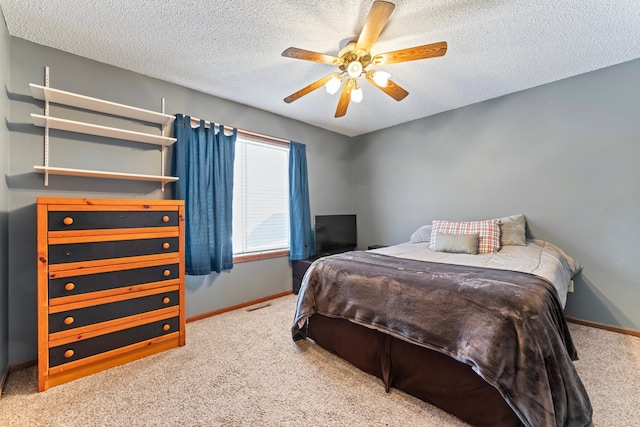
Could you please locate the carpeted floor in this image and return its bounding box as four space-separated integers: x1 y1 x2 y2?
1 294 639 426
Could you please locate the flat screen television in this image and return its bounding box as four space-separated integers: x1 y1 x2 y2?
314 214 357 256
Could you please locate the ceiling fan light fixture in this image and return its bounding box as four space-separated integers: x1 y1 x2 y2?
347 60 364 78
372 70 391 87
351 85 363 103
281 1 448 117
325 75 342 94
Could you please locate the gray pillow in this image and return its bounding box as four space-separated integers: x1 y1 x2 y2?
432 232 479 255
410 224 432 243
498 214 526 246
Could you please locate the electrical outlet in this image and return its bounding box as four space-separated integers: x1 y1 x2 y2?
568 280 574 293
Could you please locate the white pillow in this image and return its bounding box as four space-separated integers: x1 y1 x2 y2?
410 225 432 243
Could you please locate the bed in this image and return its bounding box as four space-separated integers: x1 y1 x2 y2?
292 216 593 427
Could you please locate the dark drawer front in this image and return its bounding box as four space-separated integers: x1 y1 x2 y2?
48 211 179 231
49 263 179 299
49 237 179 264
49 290 179 333
49 317 180 367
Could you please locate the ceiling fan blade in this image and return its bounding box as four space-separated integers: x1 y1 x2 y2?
355 1 395 54
365 74 408 101
281 47 341 66
335 79 355 118
284 73 338 103
373 41 448 65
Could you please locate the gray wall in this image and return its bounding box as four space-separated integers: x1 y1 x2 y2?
352 58 640 330
0 7 10 376
5 34 639 367
6 38 353 364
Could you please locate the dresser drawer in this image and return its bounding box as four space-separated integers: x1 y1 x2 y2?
49 317 180 368
49 263 179 299
49 237 179 264
49 290 179 333
48 210 179 231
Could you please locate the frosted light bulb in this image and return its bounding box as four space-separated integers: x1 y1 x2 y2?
325 76 342 94
351 86 363 103
372 71 390 87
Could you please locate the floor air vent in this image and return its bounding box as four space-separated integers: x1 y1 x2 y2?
246 303 272 312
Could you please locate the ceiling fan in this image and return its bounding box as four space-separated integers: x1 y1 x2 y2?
281 0 447 118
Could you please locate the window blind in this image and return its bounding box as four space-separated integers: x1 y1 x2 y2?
232 138 290 254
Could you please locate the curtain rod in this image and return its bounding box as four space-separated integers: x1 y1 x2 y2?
188 116 290 147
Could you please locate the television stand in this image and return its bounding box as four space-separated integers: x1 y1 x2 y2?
291 248 354 294
292 259 314 295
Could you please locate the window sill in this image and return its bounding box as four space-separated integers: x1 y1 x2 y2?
233 249 290 263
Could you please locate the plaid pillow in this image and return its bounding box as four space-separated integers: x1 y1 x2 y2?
429 219 501 254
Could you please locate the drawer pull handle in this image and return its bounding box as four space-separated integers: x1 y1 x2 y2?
63 317 74 325
163 324 171 331
162 242 170 249
163 297 170 304
64 349 75 358
63 217 74 226
163 269 171 277
64 282 75 291
162 215 170 223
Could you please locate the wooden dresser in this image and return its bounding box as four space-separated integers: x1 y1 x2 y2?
36 197 185 391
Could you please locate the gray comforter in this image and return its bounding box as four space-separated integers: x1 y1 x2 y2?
292 251 593 427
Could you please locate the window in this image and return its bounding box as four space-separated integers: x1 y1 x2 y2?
232 136 289 258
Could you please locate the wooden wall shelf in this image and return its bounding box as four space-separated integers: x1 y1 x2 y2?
31 114 177 146
30 84 175 126
30 67 178 190
34 166 179 186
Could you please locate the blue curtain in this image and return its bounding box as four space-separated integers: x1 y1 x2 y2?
288 141 314 260
173 114 236 274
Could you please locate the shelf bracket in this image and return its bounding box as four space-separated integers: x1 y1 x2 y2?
160 97 166 192
44 66 50 186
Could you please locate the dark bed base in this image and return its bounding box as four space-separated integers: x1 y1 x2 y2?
307 314 523 427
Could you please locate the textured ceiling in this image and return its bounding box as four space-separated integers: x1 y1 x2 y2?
1 0 639 137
